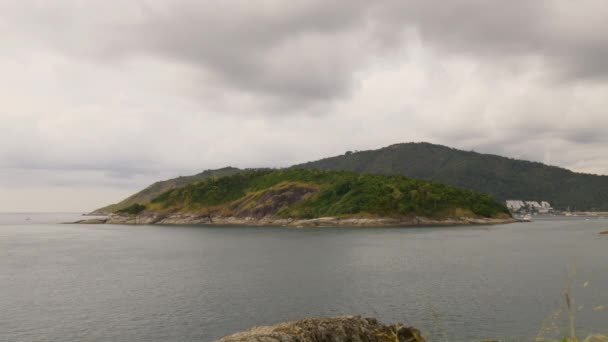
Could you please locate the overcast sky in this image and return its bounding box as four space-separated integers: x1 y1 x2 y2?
2 1 608 212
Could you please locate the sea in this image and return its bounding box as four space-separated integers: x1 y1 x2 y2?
1 213 607 341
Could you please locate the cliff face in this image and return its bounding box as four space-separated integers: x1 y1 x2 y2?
228 183 318 219
215 316 424 342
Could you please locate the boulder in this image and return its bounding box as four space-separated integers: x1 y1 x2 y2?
216 315 424 342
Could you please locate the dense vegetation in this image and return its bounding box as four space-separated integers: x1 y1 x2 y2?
116 203 146 215
146 169 509 219
295 142 608 211
92 167 241 214
94 142 608 215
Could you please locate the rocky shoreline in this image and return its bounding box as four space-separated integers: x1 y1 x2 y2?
215 315 424 342
74 212 516 227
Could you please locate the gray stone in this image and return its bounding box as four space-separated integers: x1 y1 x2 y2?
215 316 424 342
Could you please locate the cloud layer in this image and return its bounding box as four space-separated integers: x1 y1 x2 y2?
1 1 608 211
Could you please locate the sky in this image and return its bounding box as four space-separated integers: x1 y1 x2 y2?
2 1 608 212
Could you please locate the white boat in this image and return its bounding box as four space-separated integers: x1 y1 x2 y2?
518 215 532 222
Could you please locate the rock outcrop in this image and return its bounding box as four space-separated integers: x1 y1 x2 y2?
75 213 515 226
216 316 424 342
229 183 318 219
73 218 108 224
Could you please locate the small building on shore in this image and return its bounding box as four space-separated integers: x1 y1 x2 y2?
539 201 553 214
506 200 526 212
506 200 553 214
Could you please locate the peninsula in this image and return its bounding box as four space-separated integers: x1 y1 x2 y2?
91 143 608 216
81 169 513 226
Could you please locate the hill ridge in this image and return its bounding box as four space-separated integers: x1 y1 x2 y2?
89 168 511 226
92 142 608 214
295 142 608 210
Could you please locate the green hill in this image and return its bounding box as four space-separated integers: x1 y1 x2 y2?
92 167 241 214
94 142 608 215
134 168 509 220
295 142 608 211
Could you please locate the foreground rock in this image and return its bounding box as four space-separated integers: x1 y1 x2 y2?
74 213 515 227
216 316 424 342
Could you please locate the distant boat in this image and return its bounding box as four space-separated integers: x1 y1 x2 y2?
518 215 532 222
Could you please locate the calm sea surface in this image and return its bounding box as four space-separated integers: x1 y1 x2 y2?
1 213 607 341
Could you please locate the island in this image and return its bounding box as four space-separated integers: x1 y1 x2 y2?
78 169 514 227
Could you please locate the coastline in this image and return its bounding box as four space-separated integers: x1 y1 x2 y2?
73 212 516 227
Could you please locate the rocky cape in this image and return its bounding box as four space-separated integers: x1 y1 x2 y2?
74 212 516 227
85 169 513 227
215 315 424 342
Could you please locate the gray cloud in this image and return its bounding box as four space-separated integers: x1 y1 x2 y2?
4 1 608 108
381 1 608 82
1 1 378 109
1 1 608 211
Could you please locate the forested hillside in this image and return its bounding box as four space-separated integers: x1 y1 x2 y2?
128 168 510 220
296 143 608 210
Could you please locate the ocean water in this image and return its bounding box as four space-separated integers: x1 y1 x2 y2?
1 213 607 341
